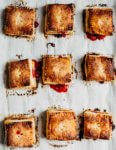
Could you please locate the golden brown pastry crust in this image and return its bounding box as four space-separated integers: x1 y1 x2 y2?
42 55 73 85
45 4 75 35
84 110 113 140
84 54 115 82
4 114 37 147
4 6 36 38
85 7 114 35
8 59 37 89
46 109 78 140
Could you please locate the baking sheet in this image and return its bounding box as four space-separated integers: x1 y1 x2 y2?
0 0 116 149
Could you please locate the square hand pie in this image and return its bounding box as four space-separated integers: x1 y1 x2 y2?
8 59 37 89
4 114 37 147
85 7 114 36
84 54 115 82
42 55 73 85
46 109 78 140
84 110 113 140
45 4 75 36
4 6 36 39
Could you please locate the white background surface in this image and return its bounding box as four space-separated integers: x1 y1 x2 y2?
0 0 116 150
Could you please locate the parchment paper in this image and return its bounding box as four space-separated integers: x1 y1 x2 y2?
0 0 116 150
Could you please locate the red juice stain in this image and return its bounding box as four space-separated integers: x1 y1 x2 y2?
50 85 69 93
86 33 106 41
47 43 55 48
34 21 39 28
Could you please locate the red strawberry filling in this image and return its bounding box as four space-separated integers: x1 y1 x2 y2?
16 130 20 135
86 33 106 41
32 61 42 81
34 21 39 28
50 85 69 93
55 32 67 38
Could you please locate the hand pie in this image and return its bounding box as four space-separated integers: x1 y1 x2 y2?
46 109 78 140
45 4 75 36
42 55 73 85
84 109 113 140
4 114 37 147
85 7 114 37
83 53 115 82
8 59 37 89
4 6 36 39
